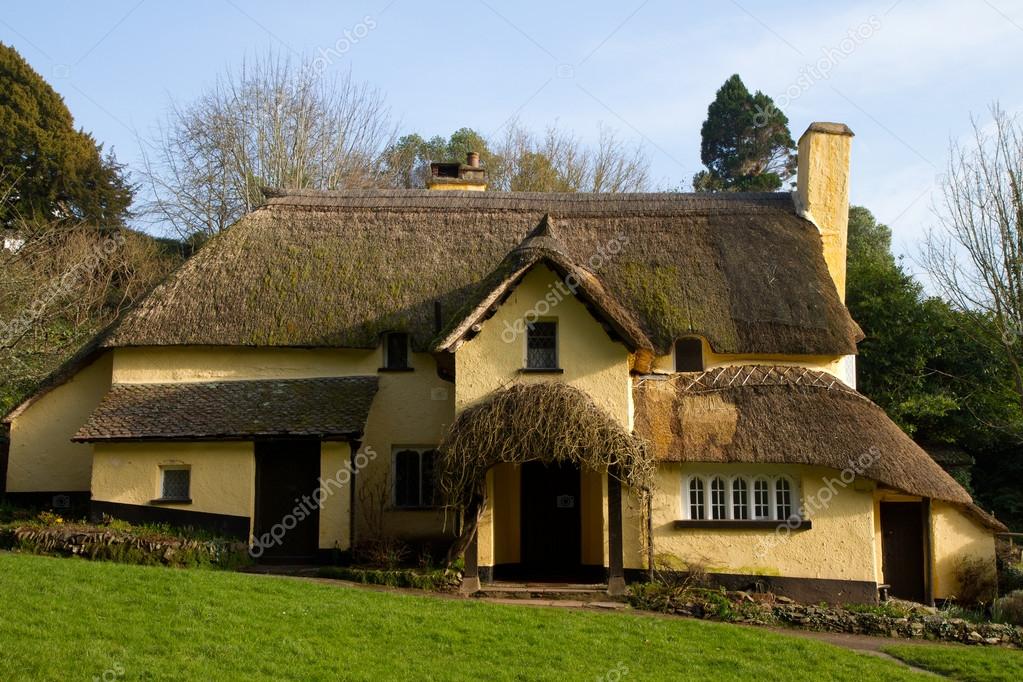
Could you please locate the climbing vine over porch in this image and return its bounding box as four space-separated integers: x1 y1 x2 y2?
437 381 653 512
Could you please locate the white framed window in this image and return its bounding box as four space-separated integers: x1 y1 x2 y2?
159 466 191 502
682 473 801 523
393 447 439 508
687 477 705 520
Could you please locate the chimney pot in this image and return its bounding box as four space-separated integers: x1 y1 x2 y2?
467 151 480 168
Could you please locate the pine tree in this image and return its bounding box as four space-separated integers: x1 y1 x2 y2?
0 42 133 228
692 74 796 192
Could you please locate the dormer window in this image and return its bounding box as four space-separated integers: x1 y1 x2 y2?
383 332 411 371
674 337 704 372
525 321 558 370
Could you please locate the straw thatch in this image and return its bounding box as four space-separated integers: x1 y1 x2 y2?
437 382 652 508
104 189 862 356
634 365 973 505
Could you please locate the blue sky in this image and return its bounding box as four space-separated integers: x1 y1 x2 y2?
3 0 1022 259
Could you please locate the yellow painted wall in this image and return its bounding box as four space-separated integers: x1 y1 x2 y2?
491 463 521 565
91 441 255 525
650 463 879 582
649 337 850 383
931 501 997 601
110 346 455 544
6 352 113 492
320 442 352 551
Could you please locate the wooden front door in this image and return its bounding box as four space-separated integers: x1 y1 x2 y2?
880 502 926 603
521 461 582 578
254 440 321 562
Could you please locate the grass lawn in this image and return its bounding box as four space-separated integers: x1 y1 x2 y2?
883 643 1023 682
0 553 945 681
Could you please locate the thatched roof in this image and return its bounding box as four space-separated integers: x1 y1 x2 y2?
103 189 862 356
73 377 377 442
435 214 652 355
633 365 973 506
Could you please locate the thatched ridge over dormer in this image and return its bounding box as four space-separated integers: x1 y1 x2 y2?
103 189 863 356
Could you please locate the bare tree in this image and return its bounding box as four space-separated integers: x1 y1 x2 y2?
138 50 395 238
922 104 1023 410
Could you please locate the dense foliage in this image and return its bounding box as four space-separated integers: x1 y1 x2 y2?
847 206 1023 528
0 43 132 228
692 74 796 192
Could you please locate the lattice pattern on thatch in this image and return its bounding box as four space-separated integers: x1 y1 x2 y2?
676 365 858 394
437 382 652 509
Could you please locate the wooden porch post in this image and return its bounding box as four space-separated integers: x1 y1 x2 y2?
607 468 626 596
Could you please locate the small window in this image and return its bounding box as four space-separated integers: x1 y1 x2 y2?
753 478 771 520
731 478 749 520
160 467 190 501
775 477 794 521
688 477 705 520
709 476 727 520
394 448 439 508
526 321 558 370
674 337 704 372
384 332 410 370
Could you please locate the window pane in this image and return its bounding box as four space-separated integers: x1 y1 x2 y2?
386 333 409 369
162 469 190 500
753 479 771 519
710 477 727 520
731 478 749 520
688 478 704 520
394 450 421 507
526 321 557 369
420 450 438 507
674 338 703 372
775 478 793 521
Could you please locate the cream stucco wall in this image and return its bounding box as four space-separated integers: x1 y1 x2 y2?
454 265 633 427
931 501 997 601
650 463 879 582
320 441 352 550
91 441 255 524
649 337 853 385
6 352 113 492
110 345 456 545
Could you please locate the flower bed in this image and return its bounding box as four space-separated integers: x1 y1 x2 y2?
0 514 250 569
316 565 462 591
629 583 1023 648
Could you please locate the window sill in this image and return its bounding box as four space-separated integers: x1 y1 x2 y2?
519 368 565 374
673 519 812 531
150 498 192 506
378 367 414 373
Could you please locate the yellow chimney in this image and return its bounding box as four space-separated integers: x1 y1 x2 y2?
795 122 854 301
427 151 488 191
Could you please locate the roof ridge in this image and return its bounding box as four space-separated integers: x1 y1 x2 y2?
654 364 859 395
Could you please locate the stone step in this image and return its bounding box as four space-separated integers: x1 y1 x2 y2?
475 582 623 603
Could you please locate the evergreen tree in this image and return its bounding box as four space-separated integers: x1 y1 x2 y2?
0 42 132 228
692 74 796 192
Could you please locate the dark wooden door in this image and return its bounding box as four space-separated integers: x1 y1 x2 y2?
521 461 582 578
880 502 926 603
254 440 321 562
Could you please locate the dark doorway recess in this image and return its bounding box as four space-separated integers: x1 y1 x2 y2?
254 439 321 562
521 461 582 580
880 501 927 603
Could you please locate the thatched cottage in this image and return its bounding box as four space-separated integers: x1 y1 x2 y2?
1 123 1004 603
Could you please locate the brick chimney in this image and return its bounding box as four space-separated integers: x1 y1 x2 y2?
795 122 854 302
427 151 487 191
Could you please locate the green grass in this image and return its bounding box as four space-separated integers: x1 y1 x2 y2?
0 553 938 681
883 644 1023 681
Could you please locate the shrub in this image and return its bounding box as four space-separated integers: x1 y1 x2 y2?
353 537 411 569
994 591 1023 626
952 556 998 605
316 565 461 591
